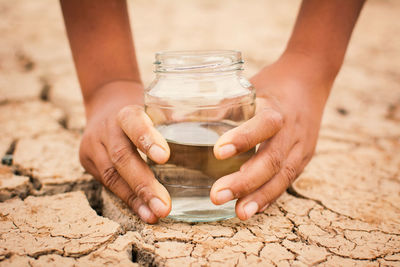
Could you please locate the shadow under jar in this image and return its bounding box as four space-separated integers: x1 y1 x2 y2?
145 50 256 222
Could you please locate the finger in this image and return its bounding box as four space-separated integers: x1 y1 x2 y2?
117 105 170 164
79 135 101 178
210 134 292 205
235 144 304 220
89 143 158 223
214 107 283 160
80 153 157 223
103 122 171 218
79 152 101 178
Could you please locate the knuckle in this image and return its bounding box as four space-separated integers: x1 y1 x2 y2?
102 167 120 190
270 155 282 173
117 106 133 124
262 150 282 174
269 111 284 129
110 145 131 166
240 179 256 196
120 105 144 124
117 105 144 126
134 182 151 201
261 108 284 129
281 164 298 187
236 131 252 151
130 105 144 116
126 193 138 209
259 190 273 206
136 134 152 152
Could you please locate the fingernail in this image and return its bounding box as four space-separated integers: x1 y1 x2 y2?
244 201 259 219
218 144 236 159
259 203 269 213
138 204 154 222
149 197 169 217
216 189 234 204
149 145 168 163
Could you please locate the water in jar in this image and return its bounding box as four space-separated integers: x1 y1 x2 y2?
146 98 255 222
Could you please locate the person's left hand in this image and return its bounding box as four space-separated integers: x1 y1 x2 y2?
210 53 332 220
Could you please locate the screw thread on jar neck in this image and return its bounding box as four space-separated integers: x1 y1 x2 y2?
154 50 244 74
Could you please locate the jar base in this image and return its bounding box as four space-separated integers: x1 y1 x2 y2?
168 197 236 222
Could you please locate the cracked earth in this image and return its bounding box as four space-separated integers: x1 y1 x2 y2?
1 0 399 266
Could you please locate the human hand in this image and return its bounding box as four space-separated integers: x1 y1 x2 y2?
79 81 171 223
210 53 333 220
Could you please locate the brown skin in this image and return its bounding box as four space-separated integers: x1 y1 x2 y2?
61 0 365 223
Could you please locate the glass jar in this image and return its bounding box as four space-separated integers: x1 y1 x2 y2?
145 50 256 222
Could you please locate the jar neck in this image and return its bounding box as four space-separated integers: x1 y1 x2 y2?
155 69 243 79
154 50 244 75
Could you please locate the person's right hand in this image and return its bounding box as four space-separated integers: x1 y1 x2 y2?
79 81 171 223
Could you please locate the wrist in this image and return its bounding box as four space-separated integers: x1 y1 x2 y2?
280 48 341 85
252 53 335 112
84 80 144 121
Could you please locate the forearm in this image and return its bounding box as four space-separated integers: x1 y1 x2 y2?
284 0 365 81
60 0 141 105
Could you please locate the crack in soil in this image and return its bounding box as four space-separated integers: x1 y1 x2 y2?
283 205 395 262
1 212 121 263
286 185 361 222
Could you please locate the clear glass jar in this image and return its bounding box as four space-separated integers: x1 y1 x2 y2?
145 50 256 222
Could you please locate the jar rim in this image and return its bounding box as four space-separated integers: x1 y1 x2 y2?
154 50 243 73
